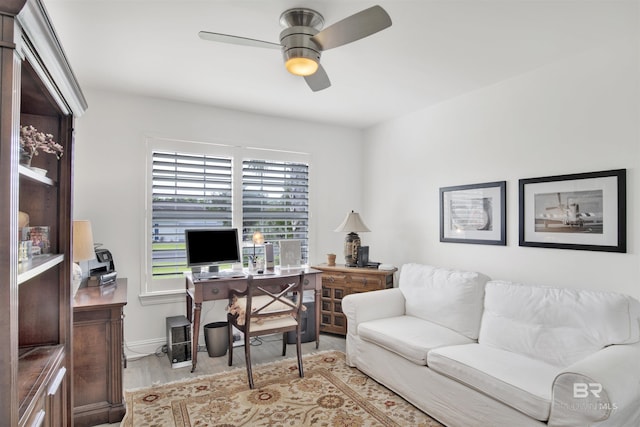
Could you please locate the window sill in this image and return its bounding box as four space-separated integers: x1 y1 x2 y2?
138 290 186 306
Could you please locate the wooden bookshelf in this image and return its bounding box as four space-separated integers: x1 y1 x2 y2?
0 1 87 425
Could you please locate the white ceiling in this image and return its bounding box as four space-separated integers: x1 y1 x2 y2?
42 0 634 129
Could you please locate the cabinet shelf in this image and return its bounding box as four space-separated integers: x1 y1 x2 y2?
17 254 64 285
19 165 56 186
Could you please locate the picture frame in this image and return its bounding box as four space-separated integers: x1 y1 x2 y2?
440 181 506 245
519 169 626 252
21 225 50 255
279 239 302 269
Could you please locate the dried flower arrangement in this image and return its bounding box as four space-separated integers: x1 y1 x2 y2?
20 125 63 160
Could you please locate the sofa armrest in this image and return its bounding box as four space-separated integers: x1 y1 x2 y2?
549 341 640 427
342 288 405 337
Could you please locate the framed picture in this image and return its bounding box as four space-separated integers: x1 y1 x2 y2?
519 169 626 252
440 181 506 245
279 239 302 268
21 225 50 255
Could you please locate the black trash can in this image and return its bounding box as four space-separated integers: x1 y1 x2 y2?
204 321 228 357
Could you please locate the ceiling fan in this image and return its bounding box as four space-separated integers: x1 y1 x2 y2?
198 5 392 92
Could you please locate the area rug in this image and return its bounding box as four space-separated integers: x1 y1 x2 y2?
122 350 442 426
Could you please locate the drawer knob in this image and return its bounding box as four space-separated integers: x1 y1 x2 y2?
211 288 219 295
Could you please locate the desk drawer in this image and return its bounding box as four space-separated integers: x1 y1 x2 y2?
202 284 230 300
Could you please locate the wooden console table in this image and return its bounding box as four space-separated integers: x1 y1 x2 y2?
73 279 127 427
186 267 321 372
312 264 397 335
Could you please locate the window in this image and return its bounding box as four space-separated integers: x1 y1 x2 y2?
242 159 309 264
151 151 233 279
144 138 311 300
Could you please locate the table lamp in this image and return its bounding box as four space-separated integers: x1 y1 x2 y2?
251 231 265 267
72 220 96 295
334 210 370 267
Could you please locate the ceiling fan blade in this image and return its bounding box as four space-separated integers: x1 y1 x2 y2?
304 64 331 92
310 5 392 51
198 31 281 49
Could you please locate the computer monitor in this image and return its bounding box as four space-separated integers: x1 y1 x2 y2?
184 228 241 273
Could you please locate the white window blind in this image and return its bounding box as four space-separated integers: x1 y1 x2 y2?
151 151 233 278
242 159 309 264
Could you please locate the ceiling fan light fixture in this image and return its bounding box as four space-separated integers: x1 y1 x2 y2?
285 56 318 76
199 5 391 91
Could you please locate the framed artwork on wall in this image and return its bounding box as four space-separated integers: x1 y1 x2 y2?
519 169 626 252
440 181 506 245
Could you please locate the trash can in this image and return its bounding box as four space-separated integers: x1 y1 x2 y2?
204 321 228 357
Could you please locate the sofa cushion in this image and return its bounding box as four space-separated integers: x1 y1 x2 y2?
428 343 559 421
479 280 640 367
399 263 490 339
358 315 474 365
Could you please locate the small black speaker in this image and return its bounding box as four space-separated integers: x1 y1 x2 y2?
357 246 369 267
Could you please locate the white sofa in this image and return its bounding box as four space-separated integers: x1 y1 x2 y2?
342 263 640 427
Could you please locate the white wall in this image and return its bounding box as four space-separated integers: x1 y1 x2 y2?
73 89 363 356
74 6 640 357
363 35 640 299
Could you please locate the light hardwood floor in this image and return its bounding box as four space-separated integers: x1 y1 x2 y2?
96 333 346 426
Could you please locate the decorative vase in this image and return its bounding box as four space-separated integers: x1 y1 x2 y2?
327 253 336 266
72 262 83 296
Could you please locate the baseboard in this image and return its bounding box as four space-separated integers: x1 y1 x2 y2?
124 337 167 360
125 333 244 360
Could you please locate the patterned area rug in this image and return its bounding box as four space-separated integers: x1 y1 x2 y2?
122 351 442 426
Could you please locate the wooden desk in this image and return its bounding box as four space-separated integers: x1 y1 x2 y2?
186 267 321 372
73 279 127 426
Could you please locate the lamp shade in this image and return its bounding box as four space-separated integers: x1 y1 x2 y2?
252 231 265 245
73 220 95 262
334 211 371 233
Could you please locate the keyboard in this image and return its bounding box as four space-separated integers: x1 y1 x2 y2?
194 271 246 280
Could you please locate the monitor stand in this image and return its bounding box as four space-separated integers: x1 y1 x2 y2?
191 265 219 275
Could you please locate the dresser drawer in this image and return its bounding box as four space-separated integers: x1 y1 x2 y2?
322 273 383 289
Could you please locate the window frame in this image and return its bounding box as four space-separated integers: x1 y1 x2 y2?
241 156 310 266
141 137 312 304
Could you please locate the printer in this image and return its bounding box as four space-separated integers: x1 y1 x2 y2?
87 248 117 287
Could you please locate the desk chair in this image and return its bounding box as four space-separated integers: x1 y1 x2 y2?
227 272 305 388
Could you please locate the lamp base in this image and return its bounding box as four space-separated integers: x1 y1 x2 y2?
72 262 83 295
343 232 361 267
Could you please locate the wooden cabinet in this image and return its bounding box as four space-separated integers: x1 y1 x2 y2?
0 1 87 425
312 265 396 335
18 346 67 427
73 280 128 427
